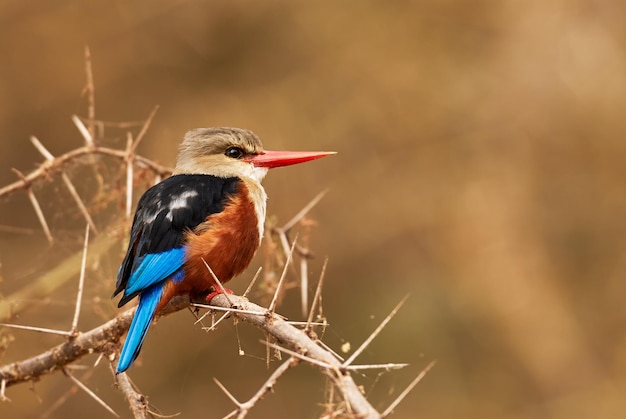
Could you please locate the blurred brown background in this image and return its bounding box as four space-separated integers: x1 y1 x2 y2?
2 1 626 418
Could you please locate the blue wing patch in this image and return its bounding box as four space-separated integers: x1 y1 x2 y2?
124 247 186 296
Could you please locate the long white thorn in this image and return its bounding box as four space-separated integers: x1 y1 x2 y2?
342 295 409 367
0 323 73 336
281 189 328 232
381 360 437 417
306 257 328 331
268 236 297 313
63 368 119 417
70 224 90 334
201 257 234 306
72 115 94 148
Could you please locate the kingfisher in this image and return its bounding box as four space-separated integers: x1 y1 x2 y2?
112 127 334 373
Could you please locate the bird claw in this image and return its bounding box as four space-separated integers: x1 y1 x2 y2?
206 288 234 302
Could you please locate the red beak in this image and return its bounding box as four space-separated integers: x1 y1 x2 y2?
248 150 336 168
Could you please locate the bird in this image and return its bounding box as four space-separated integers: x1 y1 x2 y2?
112 127 334 373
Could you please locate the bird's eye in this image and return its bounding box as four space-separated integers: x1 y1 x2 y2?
225 147 244 159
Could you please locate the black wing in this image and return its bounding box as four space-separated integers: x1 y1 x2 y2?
113 174 240 305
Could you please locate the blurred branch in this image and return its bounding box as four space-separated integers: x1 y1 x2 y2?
30 136 99 234
0 108 168 259
0 233 117 321
0 143 171 199
82 46 96 141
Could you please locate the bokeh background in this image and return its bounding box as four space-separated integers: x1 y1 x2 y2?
2 1 626 418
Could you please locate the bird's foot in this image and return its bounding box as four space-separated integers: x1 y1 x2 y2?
206 288 234 302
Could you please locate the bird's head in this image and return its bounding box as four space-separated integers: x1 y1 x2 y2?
173 127 335 182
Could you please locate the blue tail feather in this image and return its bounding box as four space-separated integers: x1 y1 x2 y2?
117 283 164 373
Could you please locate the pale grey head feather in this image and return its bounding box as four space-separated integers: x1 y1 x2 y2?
176 127 263 167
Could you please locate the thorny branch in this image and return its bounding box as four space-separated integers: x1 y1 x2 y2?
0 143 171 199
1 303 136 387
0 58 432 417
214 357 298 419
0 142 432 419
0 147 432 418
0 287 430 418
200 294 382 418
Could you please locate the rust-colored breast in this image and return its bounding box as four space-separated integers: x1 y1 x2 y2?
179 181 261 297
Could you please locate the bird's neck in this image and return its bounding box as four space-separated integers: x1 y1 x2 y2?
241 176 267 240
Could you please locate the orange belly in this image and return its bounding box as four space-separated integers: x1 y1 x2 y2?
156 182 261 311
185 185 260 292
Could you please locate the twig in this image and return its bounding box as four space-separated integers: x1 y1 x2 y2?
93 353 104 368
243 267 263 298
0 323 73 336
72 115 94 149
200 311 231 331
381 360 436 418
84 46 96 141
342 295 409 367
346 363 410 371
1 378 10 402
30 135 55 161
270 190 327 268
12 167 54 244
41 367 96 418
300 254 308 317
26 188 52 243
62 172 99 234
276 229 292 267
201 258 235 306
30 136 99 234
268 237 297 313
70 224 90 334
281 189 328 233
0 145 171 198
63 367 119 417
216 357 298 419
316 339 344 362
192 304 265 317
77 119 146 128
284 320 327 327
263 340 333 370
130 106 159 154
213 378 240 408
306 257 328 332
